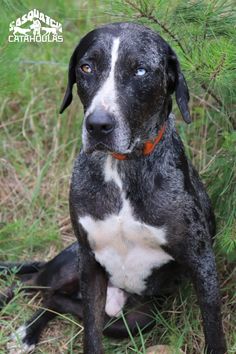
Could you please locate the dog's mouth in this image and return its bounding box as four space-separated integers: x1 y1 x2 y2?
83 122 166 159
83 138 143 157
84 142 114 154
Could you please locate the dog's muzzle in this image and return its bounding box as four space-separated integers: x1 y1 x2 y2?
86 110 115 141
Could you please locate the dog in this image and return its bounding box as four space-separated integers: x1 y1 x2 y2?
42 26 62 35
60 22 226 353
13 27 31 35
3 22 226 353
2 242 173 352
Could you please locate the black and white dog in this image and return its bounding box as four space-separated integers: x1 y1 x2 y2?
4 22 226 353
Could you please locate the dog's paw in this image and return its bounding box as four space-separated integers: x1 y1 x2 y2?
7 325 36 354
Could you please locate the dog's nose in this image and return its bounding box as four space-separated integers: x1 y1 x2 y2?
86 111 115 138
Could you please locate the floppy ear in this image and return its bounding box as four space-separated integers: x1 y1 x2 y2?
167 50 191 124
59 46 79 114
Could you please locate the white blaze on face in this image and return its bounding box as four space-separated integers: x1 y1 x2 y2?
85 37 120 117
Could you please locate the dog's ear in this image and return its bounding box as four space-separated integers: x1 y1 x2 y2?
59 45 79 114
167 49 191 124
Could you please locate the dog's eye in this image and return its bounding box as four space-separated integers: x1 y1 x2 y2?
135 68 147 76
81 64 92 74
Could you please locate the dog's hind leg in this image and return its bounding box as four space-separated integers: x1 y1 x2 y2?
49 293 161 339
40 293 158 339
46 293 157 338
7 294 61 353
0 242 79 310
7 308 56 354
7 292 163 352
7 292 83 353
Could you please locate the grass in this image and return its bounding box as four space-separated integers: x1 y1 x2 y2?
0 0 235 353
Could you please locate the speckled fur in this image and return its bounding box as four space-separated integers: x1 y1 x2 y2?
60 22 226 354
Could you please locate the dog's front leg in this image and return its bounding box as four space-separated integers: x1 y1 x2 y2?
80 247 107 354
184 241 226 354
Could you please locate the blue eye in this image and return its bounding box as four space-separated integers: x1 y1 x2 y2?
135 68 147 76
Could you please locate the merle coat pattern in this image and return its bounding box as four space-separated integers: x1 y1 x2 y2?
60 22 226 354
2 22 226 354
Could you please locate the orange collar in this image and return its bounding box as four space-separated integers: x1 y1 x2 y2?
112 123 166 160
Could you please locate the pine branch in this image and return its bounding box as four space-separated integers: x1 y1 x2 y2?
201 83 223 107
210 54 226 81
123 0 235 127
124 0 187 55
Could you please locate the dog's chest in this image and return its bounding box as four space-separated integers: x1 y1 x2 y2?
79 156 173 294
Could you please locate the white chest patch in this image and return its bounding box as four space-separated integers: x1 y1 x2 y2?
79 156 173 295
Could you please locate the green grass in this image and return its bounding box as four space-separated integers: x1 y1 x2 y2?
0 0 235 353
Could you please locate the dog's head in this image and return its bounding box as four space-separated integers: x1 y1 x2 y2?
60 23 191 155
